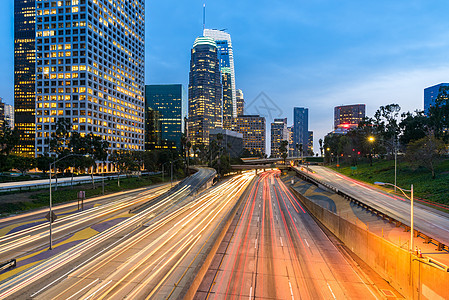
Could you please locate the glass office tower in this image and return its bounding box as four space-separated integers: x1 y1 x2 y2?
204 29 237 119
14 0 36 157
424 83 449 115
293 107 309 156
271 118 288 158
145 84 184 150
188 36 222 146
34 0 145 159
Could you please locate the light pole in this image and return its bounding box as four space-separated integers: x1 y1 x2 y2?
48 153 87 250
375 181 414 251
368 136 375 166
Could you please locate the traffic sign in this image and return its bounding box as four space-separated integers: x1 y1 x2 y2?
45 211 57 223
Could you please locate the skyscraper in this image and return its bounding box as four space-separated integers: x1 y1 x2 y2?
231 115 266 156
308 131 314 154
14 0 36 156
334 104 365 132
424 83 449 115
203 29 237 119
236 89 244 116
188 36 222 146
34 0 145 157
271 118 288 158
293 107 309 156
145 85 184 150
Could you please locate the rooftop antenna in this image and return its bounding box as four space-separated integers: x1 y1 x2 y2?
203 3 206 32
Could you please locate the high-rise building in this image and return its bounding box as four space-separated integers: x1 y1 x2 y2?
145 85 184 150
34 0 145 158
188 36 222 146
236 89 244 116
222 69 233 129
424 83 449 115
14 0 36 156
308 131 313 154
203 29 237 118
231 115 266 156
210 128 243 158
4 103 14 129
271 118 288 158
293 107 308 156
145 107 161 150
334 104 365 132
287 126 294 157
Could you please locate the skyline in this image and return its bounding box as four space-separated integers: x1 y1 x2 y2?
2 1 449 152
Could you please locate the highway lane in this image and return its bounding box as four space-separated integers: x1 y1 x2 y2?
302 166 449 246
197 170 378 299
30 172 254 300
0 184 170 264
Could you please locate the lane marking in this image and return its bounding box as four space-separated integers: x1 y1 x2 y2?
289 281 294 300
327 282 336 299
255 238 257 249
249 286 252 299
304 239 310 248
84 279 112 300
280 237 283 247
65 278 99 300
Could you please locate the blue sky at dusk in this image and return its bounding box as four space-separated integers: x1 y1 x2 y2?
2 1 449 151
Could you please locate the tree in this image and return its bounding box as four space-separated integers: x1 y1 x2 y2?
319 138 323 157
36 155 53 175
13 156 35 176
109 150 135 186
373 104 401 156
405 132 446 179
0 126 19 156
399 110 428 146
279 140 289 165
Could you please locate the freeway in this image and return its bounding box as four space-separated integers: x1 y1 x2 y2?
0 168 248 299
301 166 449 247
196 170 378 299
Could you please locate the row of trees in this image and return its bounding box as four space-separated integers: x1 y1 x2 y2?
324 90 449 178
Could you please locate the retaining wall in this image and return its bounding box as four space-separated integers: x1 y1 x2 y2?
290 188 449 300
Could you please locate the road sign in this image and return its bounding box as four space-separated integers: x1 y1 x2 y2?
45 211 57 223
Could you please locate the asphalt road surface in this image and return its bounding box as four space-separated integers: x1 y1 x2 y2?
196 170 378 299
302 166 449 247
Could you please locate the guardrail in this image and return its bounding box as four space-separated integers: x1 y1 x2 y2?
291 166 449 253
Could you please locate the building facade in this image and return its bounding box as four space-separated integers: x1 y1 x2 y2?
32 0 145 158
236 89 244 116
203 29 237 118
231 115 266 156
4 103 14 129
271 118 288 158
334 104 365 132
188 36 222 146
145 84 184 151
424 83 449 115
210 128 243 158
288 126 294 157
14 0 36 156
293 107 308 156
308 131 313 154
145 107 161 150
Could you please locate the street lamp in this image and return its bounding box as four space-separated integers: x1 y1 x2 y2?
48 153 88 250
374 181 414 252
367 136 375 166
161 161 174 187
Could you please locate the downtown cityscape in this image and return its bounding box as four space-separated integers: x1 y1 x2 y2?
0 1 448 299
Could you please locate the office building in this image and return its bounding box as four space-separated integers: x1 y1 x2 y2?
210 128 243 158
271 118 288 158
231 115 266 156
32 0 146 160
14 0 36 156
145 107 161 150
334 104 365 132
308 131 313 154
236 89 244 116
424 83 449 114
4 103 14 129
145 85 184 150
188 36 222 146
288 126 294 157
293 107 308 156
204 29 237 118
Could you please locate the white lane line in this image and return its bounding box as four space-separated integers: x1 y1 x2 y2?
249 286 252 299
280 237 283 247
257 217 259 222
65 278 99 300
84 279 112 300
288 281 294 300
29 230 134 297
327 282 336 299
255 238 257 249
304 239 310 248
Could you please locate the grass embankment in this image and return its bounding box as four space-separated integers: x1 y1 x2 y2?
329 159 449 206
0 175 171 215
